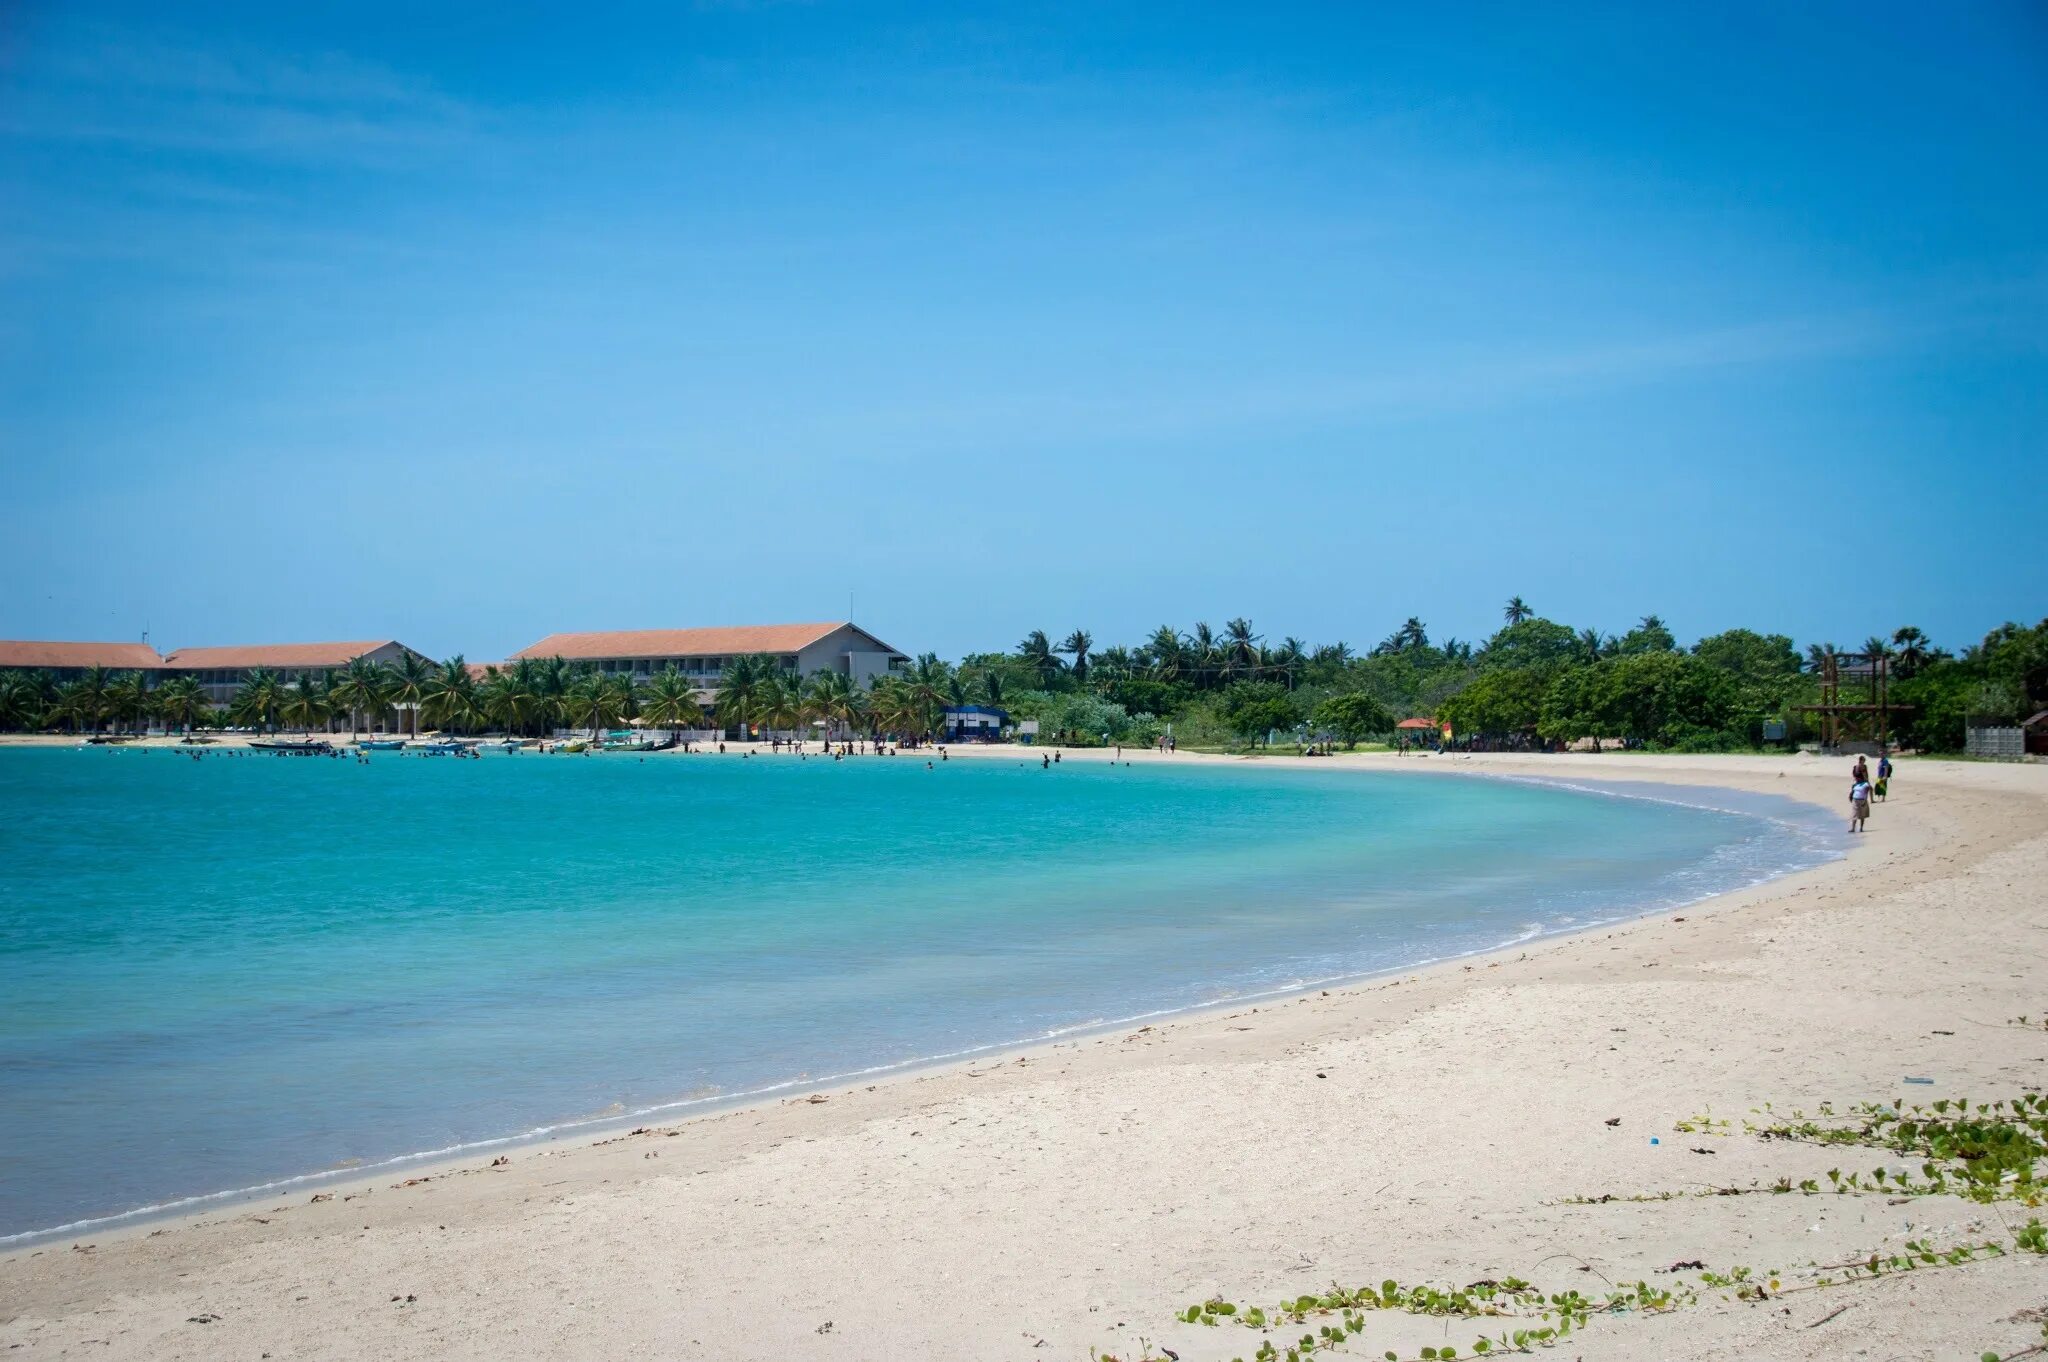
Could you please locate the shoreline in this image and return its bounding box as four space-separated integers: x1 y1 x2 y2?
0 752 1842 1250
4 752 2044 1360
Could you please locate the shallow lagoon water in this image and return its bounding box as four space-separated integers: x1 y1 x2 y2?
0 747 1840 1239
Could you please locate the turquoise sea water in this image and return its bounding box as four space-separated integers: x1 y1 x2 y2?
0 747 1839 1240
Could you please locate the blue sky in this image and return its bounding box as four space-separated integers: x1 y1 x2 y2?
3 3 2044 662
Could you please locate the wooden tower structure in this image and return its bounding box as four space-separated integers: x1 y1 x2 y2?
1796 651 1908 752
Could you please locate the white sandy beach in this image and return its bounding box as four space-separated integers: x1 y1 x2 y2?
2 750 2044 1361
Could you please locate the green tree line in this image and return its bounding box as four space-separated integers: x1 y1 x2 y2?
3 607 2041 752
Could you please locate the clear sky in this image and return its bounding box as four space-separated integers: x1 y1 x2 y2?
3 3 2044 663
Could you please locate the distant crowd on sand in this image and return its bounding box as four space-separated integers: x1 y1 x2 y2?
1846 752 1893 833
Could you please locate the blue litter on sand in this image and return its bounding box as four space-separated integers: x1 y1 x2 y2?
1649 1137 1660 1145
1903 1077 1935 1085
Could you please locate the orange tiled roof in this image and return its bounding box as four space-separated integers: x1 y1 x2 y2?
512 622 893 661
163 641 405 669
0 640 166 670
465 662 503 680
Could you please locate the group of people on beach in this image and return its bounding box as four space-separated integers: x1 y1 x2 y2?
1847 752 1893 833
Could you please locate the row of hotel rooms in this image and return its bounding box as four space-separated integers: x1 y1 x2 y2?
0 622 911 709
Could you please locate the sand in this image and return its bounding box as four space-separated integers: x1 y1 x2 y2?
2 750 2044 1361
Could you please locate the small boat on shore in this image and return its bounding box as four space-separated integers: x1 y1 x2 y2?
409 739 469 755
554 739 589 754
358 739 407 751
249 739 335 755
477 739 523 753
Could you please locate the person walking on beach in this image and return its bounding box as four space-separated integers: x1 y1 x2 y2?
1876 753 1893 802
1849 776 1872 833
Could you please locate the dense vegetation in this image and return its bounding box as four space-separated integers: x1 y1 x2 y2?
1 605 2042 752
951 609 2048 752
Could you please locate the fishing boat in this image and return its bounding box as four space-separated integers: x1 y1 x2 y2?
408 738 469 755
358 739 407 751
477 739 523 753
554 739 589 754
249 739 335 755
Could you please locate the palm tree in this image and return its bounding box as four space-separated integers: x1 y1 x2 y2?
422 658 479 734
1805 642 1840 674
1140 627 1181 682
280 672 332 736
155 676 208 734
387 652 434 738
562 672 612 741
1017 630 1062 687
69 664 117 734
1275 637 1307 689
804 669 861 739
328 657 395 738
483 664 540 737
1861 635 1895 663
51 679 101 733
1892 626 1931 679
1503 597 1532 625
715 654 765 737
757 669 802 736
904 653 951 738
106 671 153 735
642 665 704 741
231 667 286 734
1399 617 1429 651
1059 629 1093 685
602 671 640 732
0 672 51 731
1186 622 1219 687
1222 618 1260 680
1577 627 1605 664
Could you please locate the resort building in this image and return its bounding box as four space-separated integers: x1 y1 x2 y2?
509 622 909 695
0 640 168 683
162 641 430 707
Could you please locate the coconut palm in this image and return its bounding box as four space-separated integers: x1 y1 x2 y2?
1274 637 1308 689
155 676 208 733
1503 597 1532 625
642 665 705 740
328 657 394 738
279 672 331 735
64 664 117 734
1058 629 1093 685
1805 641 1840 674
231 667 286 734
757 669 803 736
387 652 434 738
1145 626 1185 682
1017 630 1062 687
562 670 633 740
1577 627 1606 664
106 671 153 735
422 658 479 733
1222 618 1260 681
715 653 766 736
803 669 858 738
1891 626 1931 679
0 671 48 730
1861 635 1896 664
483 664 539 737
904 653 951 737
1398 617 1429 651
1184 622 1219 686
